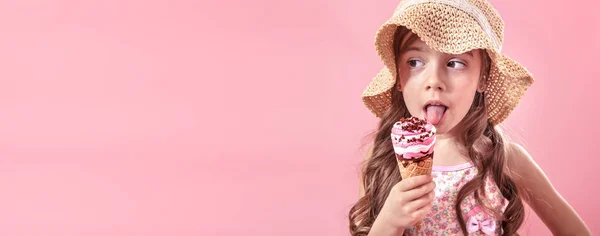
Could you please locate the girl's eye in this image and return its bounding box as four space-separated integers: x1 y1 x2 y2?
447 60 466 69
408 60 424 68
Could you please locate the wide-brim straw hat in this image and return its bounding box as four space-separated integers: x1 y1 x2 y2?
362 0 534 125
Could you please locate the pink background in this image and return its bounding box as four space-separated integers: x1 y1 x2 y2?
0 0 597 235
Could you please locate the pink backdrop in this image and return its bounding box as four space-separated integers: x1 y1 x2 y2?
0 0 597 235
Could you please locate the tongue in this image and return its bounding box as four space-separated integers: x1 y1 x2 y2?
426 105 446 125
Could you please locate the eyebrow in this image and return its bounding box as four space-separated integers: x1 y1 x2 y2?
401 46 426 54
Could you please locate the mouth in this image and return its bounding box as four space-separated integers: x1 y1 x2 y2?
423 100 448 125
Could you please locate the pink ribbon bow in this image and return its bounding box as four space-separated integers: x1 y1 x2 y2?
466 216 496 235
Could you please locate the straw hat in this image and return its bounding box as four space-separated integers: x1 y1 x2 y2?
362 0 534 125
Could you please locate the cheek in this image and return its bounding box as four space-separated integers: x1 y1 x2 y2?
400 82 423 114
398 71 417 92
446 77 480 117
459 93 476 108
449 73 480 95
449 90 477 117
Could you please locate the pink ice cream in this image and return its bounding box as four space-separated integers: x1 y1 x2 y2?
391 117 436 160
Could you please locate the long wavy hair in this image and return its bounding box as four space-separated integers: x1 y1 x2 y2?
349 27 526 236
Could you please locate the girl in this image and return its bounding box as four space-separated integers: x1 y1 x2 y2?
349 0 591 235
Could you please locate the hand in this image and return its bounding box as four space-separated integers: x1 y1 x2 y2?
378 175 436 230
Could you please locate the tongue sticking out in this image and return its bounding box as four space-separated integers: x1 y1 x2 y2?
426 105 446 125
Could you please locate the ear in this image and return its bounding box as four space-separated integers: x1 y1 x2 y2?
477 74 487 93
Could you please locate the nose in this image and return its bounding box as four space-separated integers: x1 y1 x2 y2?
425 70 446 91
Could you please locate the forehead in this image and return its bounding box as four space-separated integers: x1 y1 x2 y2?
400 33 478 58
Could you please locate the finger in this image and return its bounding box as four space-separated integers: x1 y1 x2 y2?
397 175 433 192
403 180 436 201
411 199 433 221
405 189 435 212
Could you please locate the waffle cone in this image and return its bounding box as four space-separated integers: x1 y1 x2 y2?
396 153 433 232
397 154 433 179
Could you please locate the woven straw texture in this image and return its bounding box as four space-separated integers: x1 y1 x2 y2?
362 0 534 125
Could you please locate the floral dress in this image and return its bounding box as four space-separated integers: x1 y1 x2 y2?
404 162 509 236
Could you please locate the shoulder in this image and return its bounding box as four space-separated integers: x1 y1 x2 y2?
505 142 538 176
503 141 542 202
504 141 552 204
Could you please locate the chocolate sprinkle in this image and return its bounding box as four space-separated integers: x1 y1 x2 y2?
396 117 436 144
401 160 409 168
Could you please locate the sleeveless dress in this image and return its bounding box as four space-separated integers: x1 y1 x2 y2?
404 162 509 236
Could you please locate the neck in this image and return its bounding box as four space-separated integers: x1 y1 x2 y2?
433 132 470 166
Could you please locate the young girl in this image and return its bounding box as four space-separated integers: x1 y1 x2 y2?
349 0 591 235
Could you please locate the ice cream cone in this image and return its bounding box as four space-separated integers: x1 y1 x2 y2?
391 117 436 232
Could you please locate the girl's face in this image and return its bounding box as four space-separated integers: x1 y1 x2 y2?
396 36 484 134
